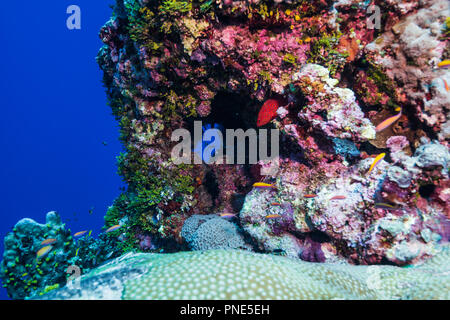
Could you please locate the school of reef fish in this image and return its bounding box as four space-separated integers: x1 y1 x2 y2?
1 0 449 299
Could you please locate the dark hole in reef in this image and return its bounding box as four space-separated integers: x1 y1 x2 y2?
216 13 249 27
306 230 331 243
316 110 328 121
207 91 252 129
403 103 438 143
186 91 280 165
184 92 251 134
279 131 310 167
419 184 436 198
231 193 246 212
204 170 220 204
378 257 401 266
289 90 307 117
21 237 33 250
359 141 392 161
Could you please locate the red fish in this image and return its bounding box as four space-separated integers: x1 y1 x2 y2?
257 99 280 127
304 194 317 198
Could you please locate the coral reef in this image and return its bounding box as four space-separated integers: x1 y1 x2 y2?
92 0 449 265
0 212 74 299
181 214 251 250
241 139 449 265
2 0 450 298
36 245 450 300
364 0 450 140
0 212 122 299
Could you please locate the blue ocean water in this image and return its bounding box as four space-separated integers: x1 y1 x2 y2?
0 1 121 299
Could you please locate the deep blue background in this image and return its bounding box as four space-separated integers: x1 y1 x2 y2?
0 1 122 299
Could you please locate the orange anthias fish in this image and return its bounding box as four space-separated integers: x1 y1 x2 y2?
253 182 277 189
304 194 317 198
36 245 53 259
41 238 57 246
265 214 281 220
330 195 346 200
74 231 88 238
444 79 449 92
375 108 402 132
271 202 281 206
367 153 386 175
437 60 450 69
257 99 280 127
105 225 122 233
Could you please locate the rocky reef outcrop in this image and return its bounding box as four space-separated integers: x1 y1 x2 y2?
1 0 449 299
0 212 122 299
95 0 449 265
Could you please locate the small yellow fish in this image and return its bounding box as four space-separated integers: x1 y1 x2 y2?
75 248 80 257
265 214 281 220
105 225 121 233
437 60 450 69
36 245 53 259
74 231 87 238
375 108 402 132
41 238 57 246
375 202 397 209
88 230 92 237
367 153 386 175
253 182 277 189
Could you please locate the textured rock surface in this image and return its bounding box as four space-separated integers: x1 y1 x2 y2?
181 214 251 250
36 245 450 300
91 0 449 266
240 139 449 265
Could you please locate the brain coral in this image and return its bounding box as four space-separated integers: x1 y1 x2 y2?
181 214 251 251
36 245 450 300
